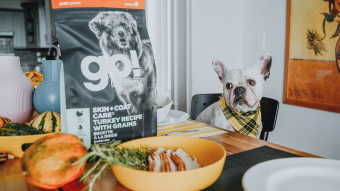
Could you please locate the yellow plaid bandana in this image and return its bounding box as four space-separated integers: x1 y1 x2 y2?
219 97 261 138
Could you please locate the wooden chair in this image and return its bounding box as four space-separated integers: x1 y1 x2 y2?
190 94 279 141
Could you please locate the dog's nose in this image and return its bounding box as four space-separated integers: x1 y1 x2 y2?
234 87 246 97
118 31 125 37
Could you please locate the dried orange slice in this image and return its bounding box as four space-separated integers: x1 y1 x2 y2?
25 71 44 87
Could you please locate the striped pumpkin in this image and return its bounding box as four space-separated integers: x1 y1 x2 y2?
0 117 11 129
28 112 61 133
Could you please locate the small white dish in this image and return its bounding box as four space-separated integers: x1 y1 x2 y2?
157 110 190 126
242 158 340 191
156 94 172 123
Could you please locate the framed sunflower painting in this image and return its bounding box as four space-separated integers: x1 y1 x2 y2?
284 0 340 113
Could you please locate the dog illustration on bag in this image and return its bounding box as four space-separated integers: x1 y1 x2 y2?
87 11 156 114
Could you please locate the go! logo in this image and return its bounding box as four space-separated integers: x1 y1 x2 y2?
81 50 139 92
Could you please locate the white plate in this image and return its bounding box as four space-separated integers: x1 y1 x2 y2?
157 110 189 126
242 158 340 191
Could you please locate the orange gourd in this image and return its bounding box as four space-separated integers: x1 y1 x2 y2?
0 117 11 129
21 133 87 189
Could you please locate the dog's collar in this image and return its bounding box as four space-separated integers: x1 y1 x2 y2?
219 97 262 137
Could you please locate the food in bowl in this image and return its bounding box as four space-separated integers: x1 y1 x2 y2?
149 148 200 172
78 136 226 191
0 152 14 163
113 136 226 191
78 141 202 191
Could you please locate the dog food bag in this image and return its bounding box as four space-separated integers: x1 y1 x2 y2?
51 0 157 147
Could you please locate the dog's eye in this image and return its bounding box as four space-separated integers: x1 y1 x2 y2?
226 83 233 90
247 79 256 86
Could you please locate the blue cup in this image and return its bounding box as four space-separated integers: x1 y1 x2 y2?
33 60 62 114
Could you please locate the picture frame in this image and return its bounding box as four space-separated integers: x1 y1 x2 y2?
284 0 340 113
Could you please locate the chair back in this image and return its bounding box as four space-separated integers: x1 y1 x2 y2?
190 94 221 120
259 97 279 140
190 94 279 141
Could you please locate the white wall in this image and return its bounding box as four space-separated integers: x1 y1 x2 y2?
189 0 243 97
189 0 340 159
240 0 340 159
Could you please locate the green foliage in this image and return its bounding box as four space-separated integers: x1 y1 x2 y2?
75 141 152 191
0 123 45 136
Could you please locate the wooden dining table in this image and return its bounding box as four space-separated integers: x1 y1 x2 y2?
0 121 319 191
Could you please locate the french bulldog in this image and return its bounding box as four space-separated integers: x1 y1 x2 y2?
196 55 272 136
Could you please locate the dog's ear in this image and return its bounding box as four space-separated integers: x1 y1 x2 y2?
126 13 138 34
119 12 138 35
259 55 272 80
212 60 225 81
89 13 107 39
121 12 143 58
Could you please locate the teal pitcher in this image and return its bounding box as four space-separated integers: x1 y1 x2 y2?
33 60 62 113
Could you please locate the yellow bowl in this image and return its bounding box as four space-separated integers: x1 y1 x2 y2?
0 134 53 157
112 136 227 191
